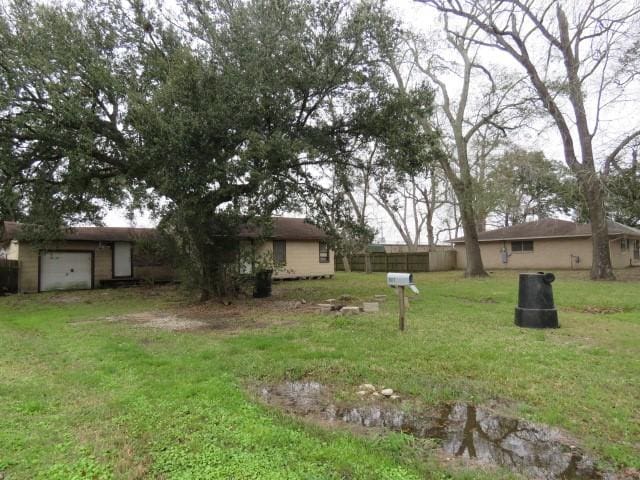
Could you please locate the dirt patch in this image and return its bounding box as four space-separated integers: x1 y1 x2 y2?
104 312 210 332
179 298 317 319
99 298 311 332
256 381 619 480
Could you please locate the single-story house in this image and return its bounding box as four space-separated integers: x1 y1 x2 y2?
451 218 640 270
1 217 333 293
238 217 334 280
1 222 174 293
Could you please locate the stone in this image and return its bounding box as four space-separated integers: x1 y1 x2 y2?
371 392 382 398
374 294 387 302
362 302 379 313
356 390 367 396
380 388 394 397
390 394 401 401
317 303 333 313
325 298 337 305
341 306 360 315
359 383 376 392
300 299 307 304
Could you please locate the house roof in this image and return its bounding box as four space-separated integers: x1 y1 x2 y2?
450 218 640 244
1 221 156 243
2 217 328 243
238 217 327 241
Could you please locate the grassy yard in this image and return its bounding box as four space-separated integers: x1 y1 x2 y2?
0 270 638 479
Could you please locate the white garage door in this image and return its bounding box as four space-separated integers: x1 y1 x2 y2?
40 251 92 292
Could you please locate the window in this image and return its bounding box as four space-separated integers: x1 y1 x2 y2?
621 238 628 252
319 242 329 263
273 240 286 265
634 240 640 260
511 240 534 253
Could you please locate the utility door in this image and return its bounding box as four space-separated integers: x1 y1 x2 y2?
113 242 132 278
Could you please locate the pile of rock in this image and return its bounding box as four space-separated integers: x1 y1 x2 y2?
315 293 395 315
316 297 381 315
355 383 400 401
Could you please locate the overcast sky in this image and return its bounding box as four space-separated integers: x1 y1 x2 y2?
103 0 639 243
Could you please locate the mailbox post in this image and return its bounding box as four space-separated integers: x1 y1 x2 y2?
398 285 406 331
387 273 419 331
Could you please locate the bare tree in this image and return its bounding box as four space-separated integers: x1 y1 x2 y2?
417 0 640 280
417 164 448 246
396 18 526 276
358 6 451 255
339 144 376 272
371 168 444 250
437 180 463 243
303 161 375 273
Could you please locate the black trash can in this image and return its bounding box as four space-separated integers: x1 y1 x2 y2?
515 272 559 328
253 269 273 298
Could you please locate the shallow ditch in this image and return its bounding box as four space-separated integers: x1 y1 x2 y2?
259 381 618 480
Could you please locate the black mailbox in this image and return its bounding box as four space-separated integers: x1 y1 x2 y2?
515 272 559 328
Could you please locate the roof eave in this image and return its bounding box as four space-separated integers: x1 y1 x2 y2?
451 232 640 244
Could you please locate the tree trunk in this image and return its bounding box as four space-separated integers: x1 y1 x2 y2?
199 288 211 302
364 252 372 274
426 221 435 247
579 171 615 280
342 255 351 272
442 156 488 277
450 175 488 277
460 201 488 277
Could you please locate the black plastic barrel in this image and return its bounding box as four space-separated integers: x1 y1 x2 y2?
515 272 559 328
253 269 273 298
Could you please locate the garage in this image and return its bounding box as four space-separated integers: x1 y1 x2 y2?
39 251 93 292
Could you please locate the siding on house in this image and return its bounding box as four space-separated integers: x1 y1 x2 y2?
454 237 594 270
611 237 640 268
256 240 334 278
6 240 19 260
451 219 640 271
455 236 640 271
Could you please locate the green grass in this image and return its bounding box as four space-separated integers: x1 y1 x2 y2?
0 271 638 479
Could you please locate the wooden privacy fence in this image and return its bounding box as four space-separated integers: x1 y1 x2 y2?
0 259 19 294
335 251 456 273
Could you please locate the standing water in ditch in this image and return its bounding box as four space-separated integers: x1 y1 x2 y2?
259 382 615 480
